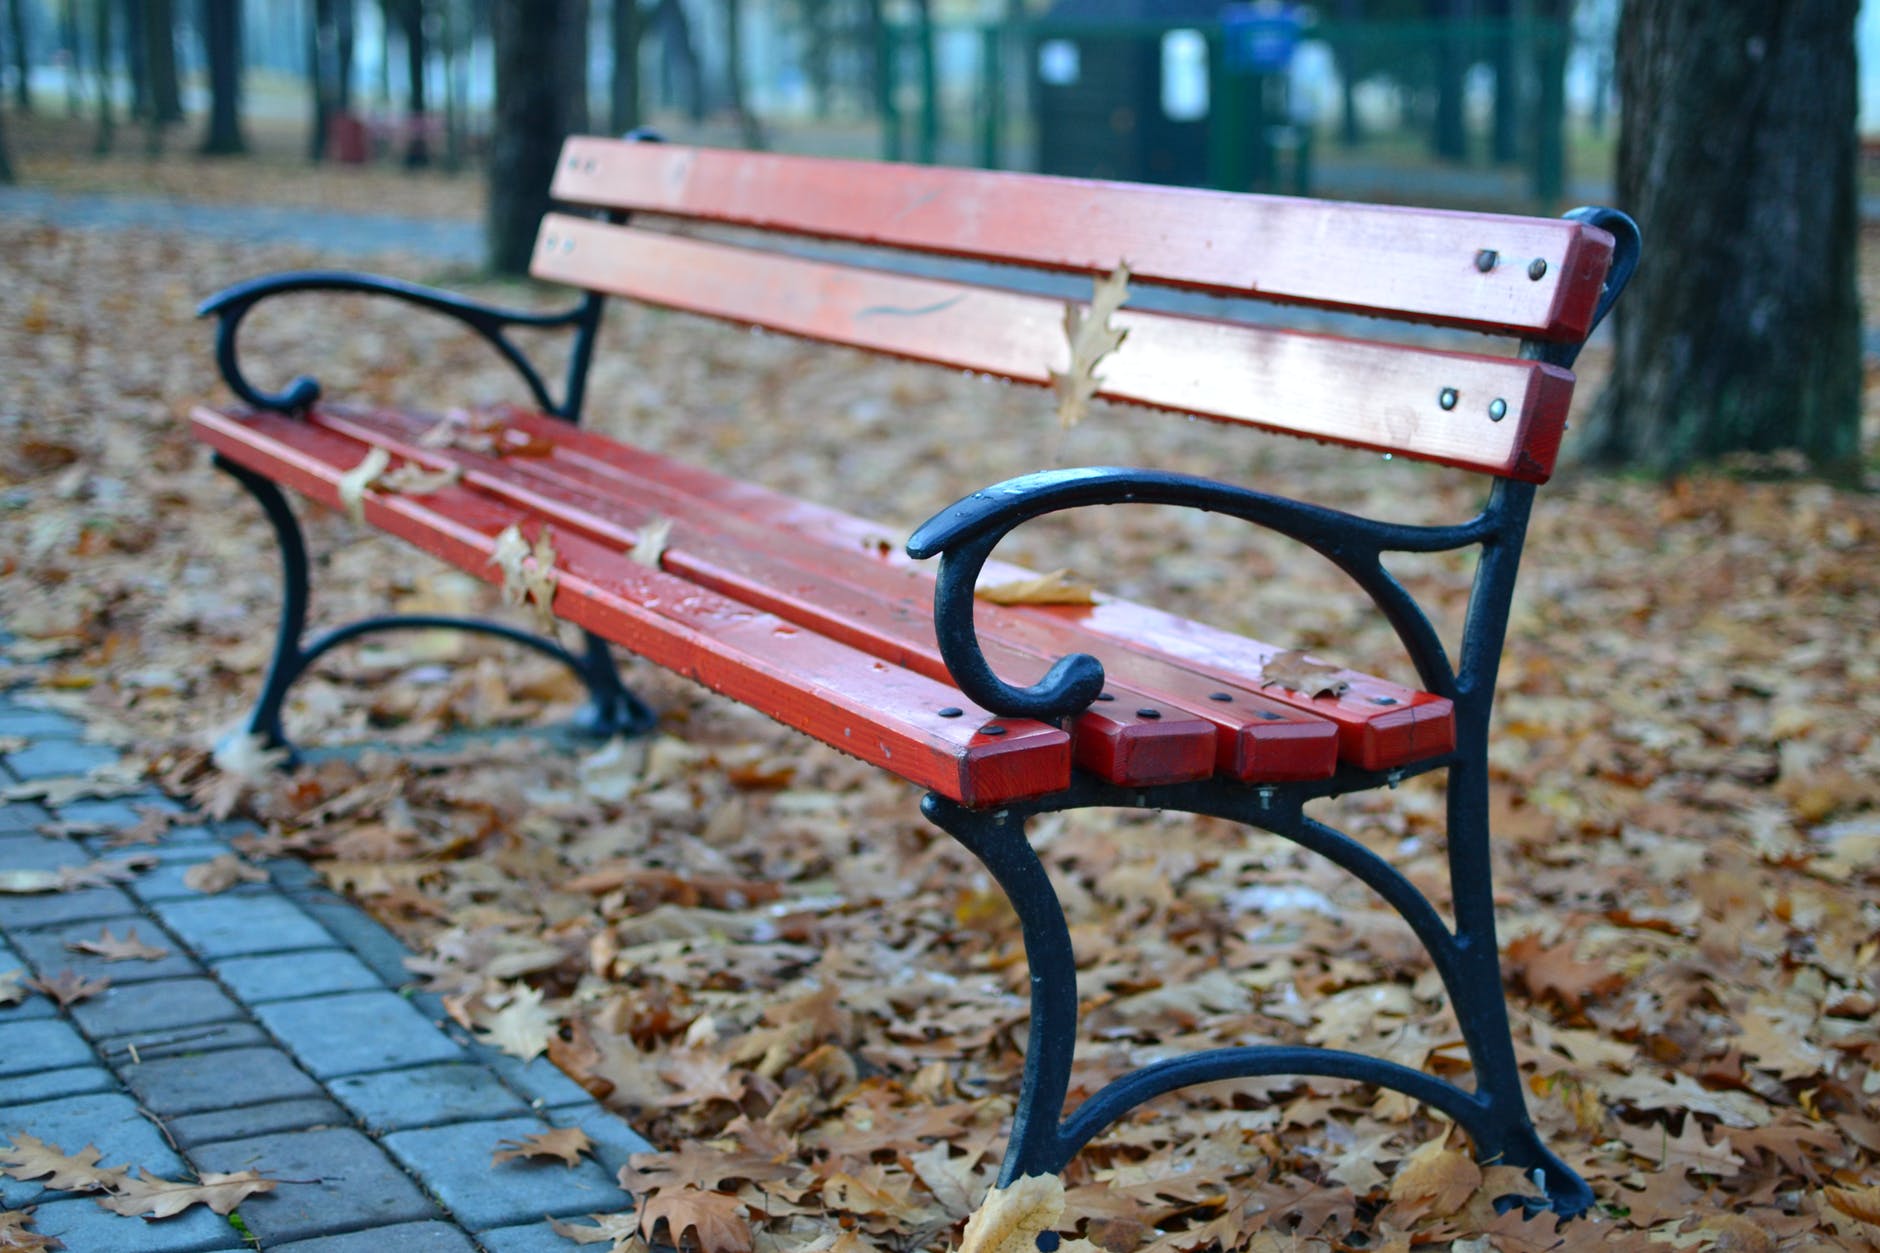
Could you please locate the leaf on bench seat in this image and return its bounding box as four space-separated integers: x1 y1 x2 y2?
489 524 560 634
379 461 463 497
1052 261 1131 430
975 568 1096 606
1260 649 1351 699
336 445 391 525
629 514 674 569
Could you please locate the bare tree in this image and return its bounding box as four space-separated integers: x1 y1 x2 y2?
0 89 15 182
487 0 584 274
1588 0 1860 478
91 0 112 153
610 0 641 134
199 0 245 154
6 0 28 113
723 0 763 148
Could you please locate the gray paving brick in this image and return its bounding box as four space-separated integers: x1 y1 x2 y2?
0 884 137 930
2 738 123 780
123 1045 325 1116
272 1220 481 1252
291 890 422 986
213 948 382 1005
330 1062 531 1134
0 986 58 1018
479 1221 608 1252
0 1063 117 1104
0 705 83 738
54 795 189 833
0 833 91 872
6 917 201 985
382 1115 620 1230
151 893 334 958
0 1017 94 1076
20 1195 247 1253
254 990 464 1079
546 1106 657 1176
167 1096 351 1149
98 1019 272 1063
190 1127 440 1245
0 800 50 832
67 975 245 1039
487 1052 600 1111
0 1091 187 1209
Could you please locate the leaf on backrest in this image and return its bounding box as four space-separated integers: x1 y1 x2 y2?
1051 262 1132 430
337 446 391 525
975 569 1096 606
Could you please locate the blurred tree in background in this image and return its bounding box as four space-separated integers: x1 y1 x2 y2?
1589 0 1861 479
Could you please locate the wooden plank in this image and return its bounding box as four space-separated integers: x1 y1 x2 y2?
311 405 1357 780
549 138 1614 340
307 406 1225 788
532 216 1578 482
190 407 1072 808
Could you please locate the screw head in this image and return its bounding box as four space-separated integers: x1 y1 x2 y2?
1439 387 1459 411
980 723 1006 737
937 706 963 718
1474 249 1499 272
1488 398 1508 422
1527 258 1548 280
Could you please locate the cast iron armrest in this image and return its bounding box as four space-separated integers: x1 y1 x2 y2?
198 271 597 417
906 466 1507 722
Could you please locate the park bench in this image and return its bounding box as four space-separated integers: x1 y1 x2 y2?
192 135 1638 1220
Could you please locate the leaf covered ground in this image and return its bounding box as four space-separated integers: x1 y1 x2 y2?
2 180 1879 1251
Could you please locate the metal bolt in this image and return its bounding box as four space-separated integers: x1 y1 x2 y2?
1474 249 1498 272
1257 786 1276 808
1371 696 1399 706
1488 398 1508 422
1208 691 1233 702
1439 387 1459 411
1527 258 1548 280
561 237 575 252
981 724 1006 737
1095 691 1115 702
1136 708 1161 720
937 706 963 718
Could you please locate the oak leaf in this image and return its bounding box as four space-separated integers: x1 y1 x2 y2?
93 1168 277 1218
547 1212 643 1249
1502 933 1625 1015
182 854 269 895
0 1209 64 1251
1823 1183 1880 1225
489 525 560 634
336 445 391 525
0 969 27 1007
629 516 673 569
1385 1136 1480 1219
959 1174 1064 1253
638 1188 752 1253
24 970 110 1009
379 461 462 496
491 1126 595 1168
473 983 560 1062
0 1136 130 1194
1260 650 1350 699
1051 262 1131 429
975 569 1096 606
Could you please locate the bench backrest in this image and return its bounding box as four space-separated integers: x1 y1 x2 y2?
533 138 1620 484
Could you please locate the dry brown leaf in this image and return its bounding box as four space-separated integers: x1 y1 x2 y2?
336 445 391 525
489 525 560 633
182 854 268 895
1386 1137 1481 1218
0 969 28 1007
473 983 560 1062
67 927 172 963
629 516 673 569
491 1126 595 1168
379 461 463 496
0 870 61 895
975 569 1096 606
1823 1183 1880 1224
547 1212 644 1249
0 1136 131 1194
1260 649 1350 699
93 1168 277 1218
959 1174 1065 1253
24 970 110 1008
0 1209 64 1252
638 1188 752 1253
1051 262 1131 429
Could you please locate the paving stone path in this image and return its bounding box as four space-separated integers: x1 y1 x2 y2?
0 638 653 1252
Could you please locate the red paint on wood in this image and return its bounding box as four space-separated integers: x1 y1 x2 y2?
190 407 1071 808
548 139 1614 341
531 217 1577 482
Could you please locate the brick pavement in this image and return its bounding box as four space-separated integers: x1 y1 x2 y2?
0 671 654 1251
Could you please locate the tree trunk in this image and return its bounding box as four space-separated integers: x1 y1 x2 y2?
91 0 112 153
1429 0 1466 161
309 0 334 161
146 0 180 122
199 0 245 153
0 89 15 181
1530 0 1566 203
125 0 145 118
723 0 762 148
399 0 429 166
609 0 640 134
61 0 81 115
1488 0 1519 164
487 0 584 275
1587 0 1861 479
7 0 29 112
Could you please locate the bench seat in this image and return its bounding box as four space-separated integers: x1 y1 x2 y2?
192 400 1457 801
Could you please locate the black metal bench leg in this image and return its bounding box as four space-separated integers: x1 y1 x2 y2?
213 454 659 762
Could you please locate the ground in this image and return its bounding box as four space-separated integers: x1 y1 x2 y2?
2 114 1879 1251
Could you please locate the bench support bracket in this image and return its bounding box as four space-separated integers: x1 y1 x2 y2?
213 453 654 763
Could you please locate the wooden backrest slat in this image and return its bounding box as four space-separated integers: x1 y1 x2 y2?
549 138 1614 341
532 214 1576 482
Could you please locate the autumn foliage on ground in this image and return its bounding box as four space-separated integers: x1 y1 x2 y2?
2 178 1879 1251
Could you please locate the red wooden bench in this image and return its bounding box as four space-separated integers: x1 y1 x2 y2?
194 135 1638 1222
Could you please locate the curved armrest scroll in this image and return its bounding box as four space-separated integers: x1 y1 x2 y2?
909 467 1497 714
198 271 592 415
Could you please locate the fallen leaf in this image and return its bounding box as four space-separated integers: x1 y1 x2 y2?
0 870 62 895
336 445 391 525
491 1126 595 1168
1823 1183 1880 1224
1260 649 1350 698
0 969 29 1007
93 1168 277 1218
959 1174 1065 1253
1386 1137 1481 1219
474 983 560 1062
629 516 673 569
0 1208 64 1251
638 1188 752 1253
66 927 172 963
489 524 560 633
24 970 110 1008
548 1212 643 1249
0 1136 131 1194
1051 262 1131 429
975 568 1096 606
182 854 268 895
379 461 462 496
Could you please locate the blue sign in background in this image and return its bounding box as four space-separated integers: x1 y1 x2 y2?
1222 2 1302 73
